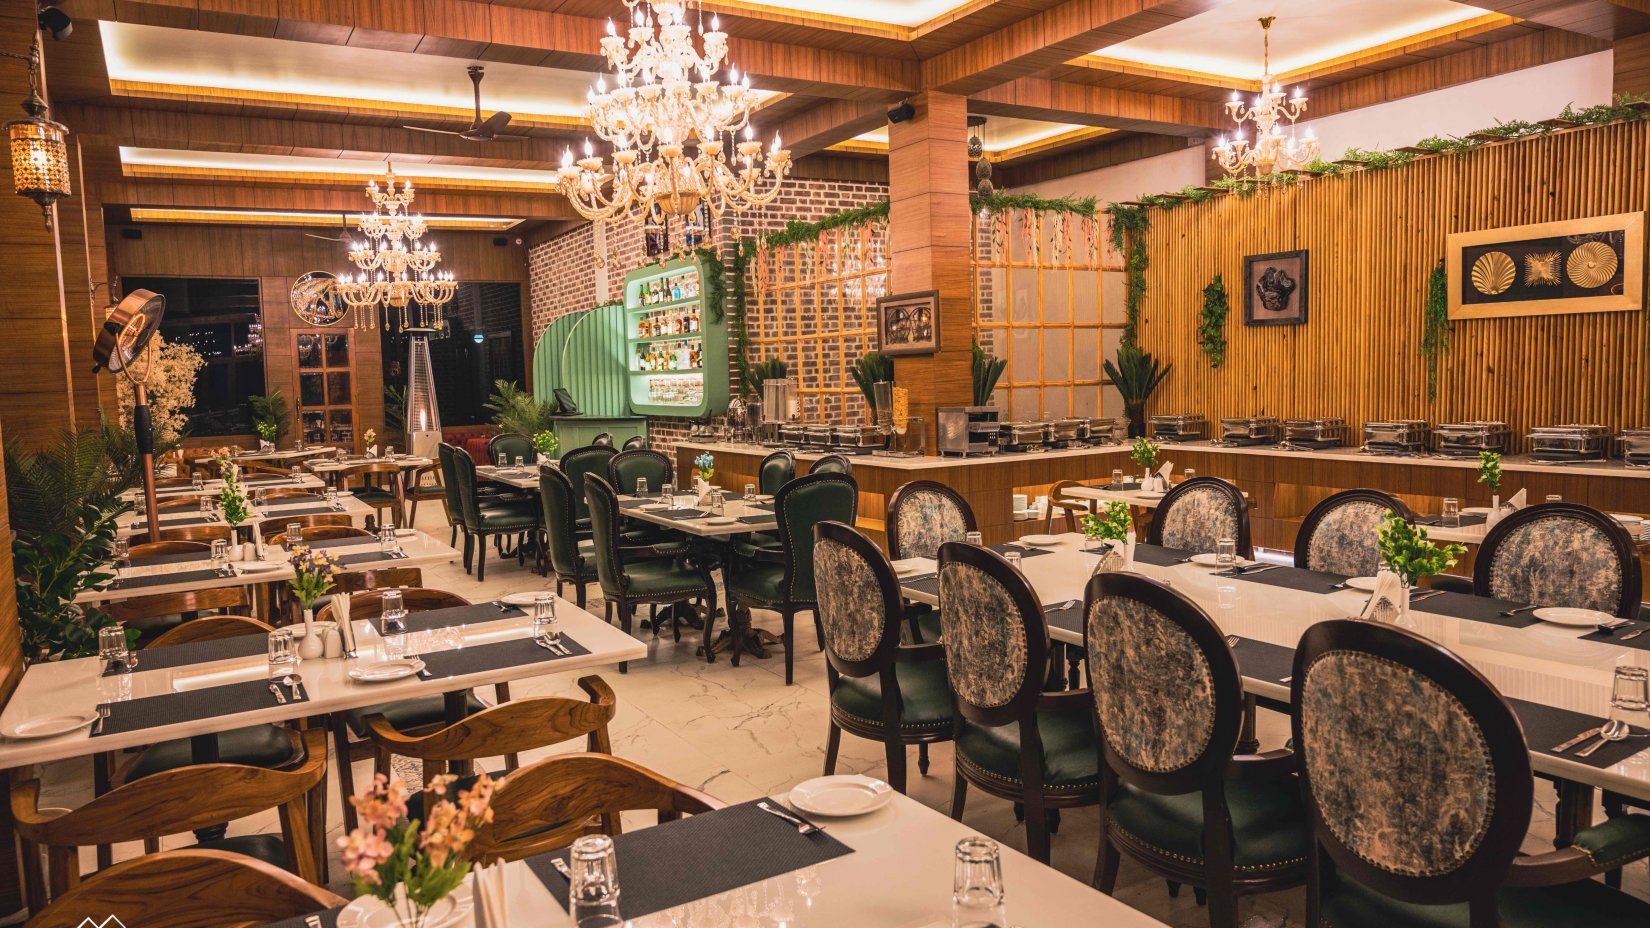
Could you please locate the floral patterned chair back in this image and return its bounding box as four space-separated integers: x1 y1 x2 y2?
937 541 1049 726
758 450 795 495
1083 571 1242 785
608 449 674 493
1291 619 1533 916
1473 502 1640 618
559 445 616 523
887 480 977 561
813 520 904 677
1146 477 1251 557
1295 489 1414 577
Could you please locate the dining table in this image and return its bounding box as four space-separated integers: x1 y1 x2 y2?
116 493 376 540
260 790 1170 927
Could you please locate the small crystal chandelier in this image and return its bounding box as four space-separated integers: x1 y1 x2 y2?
559 0 792 225
5 36 70 229
1212 17 1318 179
334 167 456 332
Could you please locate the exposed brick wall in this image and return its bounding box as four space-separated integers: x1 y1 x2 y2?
527 178 889 458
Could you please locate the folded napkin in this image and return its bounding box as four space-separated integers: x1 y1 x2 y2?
1505 488 1527 510
367 445 379 458
1360 571 1405 623
1156 461 1175 481
1124 529 1137 568
336 594 357 656
472 862 508 928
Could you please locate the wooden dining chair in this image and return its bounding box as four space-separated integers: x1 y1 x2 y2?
938 540 1100 864
1293 489 1415 578
1045 479 1096 534
467 753 723 865
127 540 211 559
131 524 232 545
257 487 326 501
25 849 344 928
263 524 371 547
405 459 446 528
331 566 424 594
1292 619 1650 927
340 460 407 530
1474 502 1642 618
144 615 272 648
255 513 353 540
1145 476 1253 558
1086 571 1307 927
815 520 952 792
14 729 327 909
105 587 249 629
156 495 210 512
453 450 541 581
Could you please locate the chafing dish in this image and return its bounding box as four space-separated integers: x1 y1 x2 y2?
999 421 1050 452
1361 420 1430 455
1620 429 1650 468
1150 414 1207 442
1434 421 1510 457
831 424 886 451
1281 417 1348 450
938 406 1000 457
779 423 809 446
1529 424 1609 462
1047 418 1086 447
802 425 835 448
1088 417 1128 444
1216 416 1281 447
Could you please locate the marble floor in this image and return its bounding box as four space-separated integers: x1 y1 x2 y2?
32 503 1650 927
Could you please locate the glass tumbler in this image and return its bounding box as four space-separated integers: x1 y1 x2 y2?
1610 666 1650 729
199 495 213 514
211 538 229 570
1216 537 1236 567
99 626 132 673
1183 468 1197 483
744 483 756 501
568 835 623 927
635 477 649 497
1441 498 1460 528
1111 468 1124 489
191 472 205 492
1545 494 1563 503
1004 551 1022 571
533 593 560 645
515 455 525 470
952 837 1007 928
267 628 296 679
661 482 675 508
286 523 303 549
965 531 984 546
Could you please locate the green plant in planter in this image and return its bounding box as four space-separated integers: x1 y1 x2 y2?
218 464 251 528
849 351 893 415
747 357 788 395
484 380 555 438
1103 345 1170 437
971 340 1007 407
1130 436 1161 470
1199 275 1230 367
255 420 278 444
1477 451 1502 496
248 389 291 447
532 430 558 458
1080 501 1133 543
1377 511 1464 586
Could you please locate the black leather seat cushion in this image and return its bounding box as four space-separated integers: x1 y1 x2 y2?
1107 778 1310 872
126 724 302 781
1321 870 1650 928
831 659 954 731
956 706 1099 788
343 693 488 738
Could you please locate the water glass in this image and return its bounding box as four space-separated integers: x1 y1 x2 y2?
199 495 213 514
635 477 649 497
253 488 268 508
380 589 407 634
1003 551 1022 571
1110 468 1124 489
290 465 301 476
952 837 1007 928
1545 494 1563 503
325 487 339 505
568 835 623 927
514 455 525 470
1183 468 1196 483
1610 666 1650 728
965 531 984 546
380 522 399 553
744 482 756 501
211 538 228 569
533 593 560 645
661 482 676 508
112 537 129 567
285 523 303 549
1216 537 1236 566
99 626 132 673
1441 498 1460 528
267 628 296 679
191 472 205 491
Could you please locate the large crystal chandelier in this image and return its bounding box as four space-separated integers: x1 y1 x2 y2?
558 0 792 225
335 167 456 332
1212 17 1318 179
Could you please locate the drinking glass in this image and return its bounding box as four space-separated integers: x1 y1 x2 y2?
99 626 132 673
325 487 339 506
568 835 623 927
533 592 560 645
286 523 303 549
1003 551 1022 571
952 837 1007 928
191 472 205 492
1610 666 1650 729
635 477 649 497
1441 498 1460 528
744 483 756 501
661 482 675 508
199 496 213 514
1545 494 1563 503
253 488 268 508
112 537 129 567
380 589 407 634
380 525 398 553
1110 468 1124 489
515 455 525 470
211 538 229 570
1183 469 1197 483
267 628 296 679
290 465 301 477
1216 537 1236 567
965 531 984 546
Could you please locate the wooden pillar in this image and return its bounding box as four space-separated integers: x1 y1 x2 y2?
887 92 975 428
1615 33 1650 97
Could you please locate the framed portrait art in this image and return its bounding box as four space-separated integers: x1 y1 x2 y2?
876 290 940 356
1244 250 1309 326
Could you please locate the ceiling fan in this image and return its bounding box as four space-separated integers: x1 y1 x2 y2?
304 214 353 242
404 65 529 142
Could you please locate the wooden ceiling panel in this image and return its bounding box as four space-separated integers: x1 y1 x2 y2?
1447 0 1650 39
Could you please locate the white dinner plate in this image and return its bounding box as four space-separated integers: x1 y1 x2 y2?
1533 607 1614 627
1017 534 1061 547
501 591 545 605
789 774 895 817
1135 490 1167 499
339 888 467 928
348 658 426 683
3 711 100 740
1188 553 1253 568
1461 506 1492 516
893 560 936 577
1344 576 1380 592
754 494 774 503
394 528 419 537
1612 513 1644 526
233 561 284 573
707 516 738 526
639 503 670 512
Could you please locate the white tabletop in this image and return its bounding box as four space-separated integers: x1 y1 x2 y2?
116 495 375 538
618 494 778 538
677 440 1135 472
0 594 645 768
193 447 338 465
898 534 1650 803
477 465 542 489
308 455 433 474
1066 485 1173 510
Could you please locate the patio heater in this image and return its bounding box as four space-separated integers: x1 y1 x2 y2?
92 289 166 535
405 334 442 460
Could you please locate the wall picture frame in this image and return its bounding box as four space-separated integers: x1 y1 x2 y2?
1446 212 1644 320
1244 250 1309 326
876 290 940 356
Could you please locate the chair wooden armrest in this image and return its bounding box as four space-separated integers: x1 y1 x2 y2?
1036 689 1094 712
1226 747 1296 781
895 642 947 662
576 674 616 707
1503 847 1608 887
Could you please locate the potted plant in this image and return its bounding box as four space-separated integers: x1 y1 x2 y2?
971 340 1006 407
1103 345 1171 438
217 459 252 551
249 389 291 448
255 420 278 452
1130 436 1162 486
363 428 379 456
849 351 893 422
289 545 340 658
1080 500 1133 556
484 379 555 438
340 772 496 928
532 430 558 465
1477 451 1504 524
1376 511 1464 622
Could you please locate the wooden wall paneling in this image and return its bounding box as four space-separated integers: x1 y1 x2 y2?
1617 33 1650 95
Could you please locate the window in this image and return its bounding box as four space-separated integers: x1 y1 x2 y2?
297 331 353 445
122 276 264 436
381 283 524 426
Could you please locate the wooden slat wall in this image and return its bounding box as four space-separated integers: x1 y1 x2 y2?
1138 121 1650 453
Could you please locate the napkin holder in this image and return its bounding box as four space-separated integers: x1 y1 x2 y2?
336 594 358 658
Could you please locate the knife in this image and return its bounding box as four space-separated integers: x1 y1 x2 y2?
1553 727 1602 753
267 681 287 705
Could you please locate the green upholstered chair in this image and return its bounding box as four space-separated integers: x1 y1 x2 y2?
1293 619 1650 928
584 472 715 673
814 520 952 793
885 480 976 645
810 453 852 476
608 449 673 495
938 540 1099 864
487 432 535 468
621 435 647 451
725 472 858 685
539 464 598 607
452 450 539 581
1086 570 1307 927
758 450 795 495
559 444 616 532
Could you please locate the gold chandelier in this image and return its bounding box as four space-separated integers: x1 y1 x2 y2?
559 0 792 225
1212 17 1318 179
335 167 456 332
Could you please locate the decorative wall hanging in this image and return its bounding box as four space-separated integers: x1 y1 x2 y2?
876 290 940 356
290 271 347 326
1447 212 1643 320
1243 250 1308 326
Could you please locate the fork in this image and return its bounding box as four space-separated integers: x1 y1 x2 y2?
758 800 824 835
93 703 110 735
1498 604 1539 617
305 915 323 928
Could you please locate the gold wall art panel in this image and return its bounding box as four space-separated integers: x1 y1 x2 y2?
1447 210 1643 320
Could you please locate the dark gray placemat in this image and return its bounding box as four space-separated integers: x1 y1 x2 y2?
1214 565 1347 595
1045 602 1082 637
261 505 347 518
993 542 1052 558
93 678 301 737
658 508 709 521
1415 513 1488 528
620 495 661 509
1099 481 1143 491
1580 623 1650 650
736 515 777 525
309 534 384 550
111 633 271 674
1132 544 1194 567
244 477 302 487
376 602 526 634
130 514 220 530
526 799 852 919
258 908 339 928
1508 697 1650 768
109 567 228 591
1414 591 1540 628
337 550 412 568
902 575 939 600
418 632 591 678
128 551 212 568
1229 637 1296 684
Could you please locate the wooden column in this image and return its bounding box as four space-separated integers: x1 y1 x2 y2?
1616 32 1650 97
887 92 975 428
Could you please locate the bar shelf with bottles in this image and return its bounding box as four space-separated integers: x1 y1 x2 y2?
624 253 728 417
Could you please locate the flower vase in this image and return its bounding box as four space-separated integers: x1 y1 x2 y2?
297 607 326 659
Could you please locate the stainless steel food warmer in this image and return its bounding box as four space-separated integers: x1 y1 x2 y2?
779 423 809 446
937 406 1000 456
1047 418 1086 447
802 425 835 448
999 421 1050 452
831 425 886 451
1620 429 1650 468
1361 420 1431 455
1528 424 1610 462
1088 417 1128 444
1281 417 1348 450
1434 421 1510 457
1216 416 1281 447
1150 414 1208 442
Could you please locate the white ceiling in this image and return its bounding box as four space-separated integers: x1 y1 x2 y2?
119 148 563 188
855 116 1086 152
1100 0 1492 80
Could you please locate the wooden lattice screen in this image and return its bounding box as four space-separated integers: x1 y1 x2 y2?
750 221 890 423
972 208 1118 419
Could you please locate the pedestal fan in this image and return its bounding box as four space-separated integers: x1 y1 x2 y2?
91 289 166 535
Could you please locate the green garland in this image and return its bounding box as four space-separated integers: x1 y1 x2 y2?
731 238 756 395
691 245 727 324
1107 203 1149 348
970 192 1097 217
761 200 890 250
1421 259 1450 402
1199 274 1229 368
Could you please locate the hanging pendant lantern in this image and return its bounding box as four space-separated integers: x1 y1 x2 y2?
5 37 69 229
